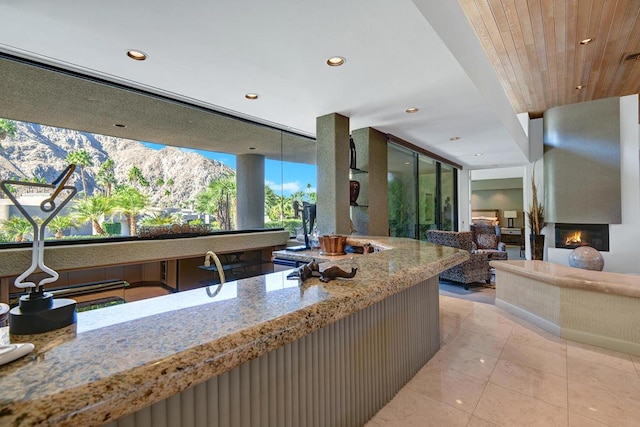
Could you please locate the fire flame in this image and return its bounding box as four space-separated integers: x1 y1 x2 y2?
565 231 582 245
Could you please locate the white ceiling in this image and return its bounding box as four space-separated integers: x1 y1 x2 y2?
0 0 531 169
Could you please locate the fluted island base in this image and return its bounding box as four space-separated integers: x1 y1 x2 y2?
109 276 439 427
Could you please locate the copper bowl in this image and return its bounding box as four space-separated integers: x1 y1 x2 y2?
318 234 347 255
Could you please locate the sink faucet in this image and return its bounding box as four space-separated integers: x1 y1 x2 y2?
204 251 226 284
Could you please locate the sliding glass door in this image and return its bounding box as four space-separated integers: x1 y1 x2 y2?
387 144 416 238
387 142 457 239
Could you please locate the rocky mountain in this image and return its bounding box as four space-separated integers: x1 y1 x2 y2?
0 122 234 207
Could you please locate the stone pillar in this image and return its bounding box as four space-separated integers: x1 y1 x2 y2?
236 153 265 229
316 113 350 235
351 127 388 236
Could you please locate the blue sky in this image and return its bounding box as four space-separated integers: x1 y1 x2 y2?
143 142 316 197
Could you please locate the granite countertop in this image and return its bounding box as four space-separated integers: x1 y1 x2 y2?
0 236 467 427
273 236 393 263
491 260 640 298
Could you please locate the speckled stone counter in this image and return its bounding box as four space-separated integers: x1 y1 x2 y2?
0 236 467 426
492 260 640 356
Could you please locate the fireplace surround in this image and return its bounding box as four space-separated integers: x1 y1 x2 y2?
555 223 609 252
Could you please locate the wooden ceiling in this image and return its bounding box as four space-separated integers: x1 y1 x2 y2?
458 0 640 118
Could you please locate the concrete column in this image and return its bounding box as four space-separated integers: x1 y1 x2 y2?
316 113 350 235
236 153 265 229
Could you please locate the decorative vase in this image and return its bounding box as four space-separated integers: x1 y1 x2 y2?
350 180 360 206
349 137 357 169
530 234 545 260
568 246 604 271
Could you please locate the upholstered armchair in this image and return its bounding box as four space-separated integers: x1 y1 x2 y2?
426 230 491 289
471 224 508 260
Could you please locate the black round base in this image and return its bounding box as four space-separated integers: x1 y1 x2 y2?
9 298 77 335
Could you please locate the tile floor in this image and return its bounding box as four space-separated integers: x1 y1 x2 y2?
366 295 640 427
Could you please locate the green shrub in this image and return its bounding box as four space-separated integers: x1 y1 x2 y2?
103 222 122 236
265 219 301 236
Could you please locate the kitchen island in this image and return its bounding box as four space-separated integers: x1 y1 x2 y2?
0 236 467 427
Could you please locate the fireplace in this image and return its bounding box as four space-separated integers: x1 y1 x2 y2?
555 223 609 251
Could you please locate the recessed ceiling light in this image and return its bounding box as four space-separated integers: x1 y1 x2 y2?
404 161 411 165
575 84 585 90
405 107 419 113
245 93 259 100
126 50 147 61
449 136 460 141
579 38 593 45
113 123 127 128
326 56 346 67
474 153 483 157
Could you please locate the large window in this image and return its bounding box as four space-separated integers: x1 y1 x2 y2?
0 117 316 244
0 58 316 245
387 142 457 239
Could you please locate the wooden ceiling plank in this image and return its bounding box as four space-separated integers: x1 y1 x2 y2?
488 0 535 112
620 8 640 95
458 0 639 119
502 0 542 112
580 0 604 101
595 0 631 97
553 0 567 107
564 0 579 107
540 0 559 108
572 0 592 103
584 0 617 101
514 0 546 114
476 0 529 110
609 2 640 97
528 0 553 111
459 0 526 110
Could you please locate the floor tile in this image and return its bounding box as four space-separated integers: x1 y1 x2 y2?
473 383 568 426
568 411 609 427
445 325 509 356
567 341 636 373
369 290 640 427
458 316 514 339
568 379 640 427
632 355 640 376
507 323 567 355
466 416 501 426
364 387 470 427
500 341 567 378
568 355 640 396
466 303 517 326
406 364 486 414
428 345 498 382
489 359 568 408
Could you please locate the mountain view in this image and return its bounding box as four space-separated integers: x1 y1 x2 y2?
0 122 234 208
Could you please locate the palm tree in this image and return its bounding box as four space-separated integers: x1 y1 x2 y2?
113 186 149 236
0 118 16 150
66 150 93 199
140 212 179 227
0 215 34 242
96 159 117 197
127 166 149 188
264 185 281 221
196 175 236 230
47 215 79 239
72 195 115 235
